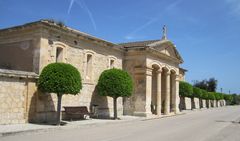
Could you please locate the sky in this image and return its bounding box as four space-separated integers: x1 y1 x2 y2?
0 0 240 94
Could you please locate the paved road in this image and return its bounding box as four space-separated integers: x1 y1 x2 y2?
1 106 240 141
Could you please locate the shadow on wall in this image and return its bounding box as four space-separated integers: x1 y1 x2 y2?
28 91 56 124
90 86 110 119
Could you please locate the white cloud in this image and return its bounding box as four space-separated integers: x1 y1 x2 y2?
123 0 182 41
67 0 75 14
67 0 97 31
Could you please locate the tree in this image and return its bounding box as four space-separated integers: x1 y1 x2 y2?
97 68 133 119
231 94 240 105
208 92 216 100
193 77 218 92
179 81 193 98
193 87 202 98
201 89 209 100
193 79 208 91
207 78 217 92
38 63 82 125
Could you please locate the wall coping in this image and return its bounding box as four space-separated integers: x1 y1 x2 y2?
0 69 39 79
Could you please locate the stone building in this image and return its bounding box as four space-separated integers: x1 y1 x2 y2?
0 20 184 124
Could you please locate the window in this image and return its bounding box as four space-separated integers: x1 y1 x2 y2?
110 59 114 69
56 47 63 62
108 56 116 69
86 54 92 80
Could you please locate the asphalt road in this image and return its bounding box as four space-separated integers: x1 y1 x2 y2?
1 106 240 141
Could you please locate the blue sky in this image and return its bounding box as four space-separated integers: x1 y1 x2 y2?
0 0 240 93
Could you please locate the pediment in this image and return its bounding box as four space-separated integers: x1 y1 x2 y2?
148 40 183 62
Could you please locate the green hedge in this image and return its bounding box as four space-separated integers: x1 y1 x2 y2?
179 81 193 98
193 87 202 98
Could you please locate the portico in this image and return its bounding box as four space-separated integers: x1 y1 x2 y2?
122 27 183 117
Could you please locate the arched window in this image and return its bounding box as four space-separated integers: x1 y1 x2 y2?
86 54 93 80
56 47 63 62
108 56 117 69
84 50 95 82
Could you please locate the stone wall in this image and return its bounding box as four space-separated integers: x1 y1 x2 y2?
0 22 125 124
0 69 38 124
202 99 206 108
193 98 200 109
179 97 192 110
35 27 124 119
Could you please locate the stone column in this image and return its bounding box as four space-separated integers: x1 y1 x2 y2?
174 75 180 113
156 70 162 116
164 71 170 115
170 74 176 113
145 68 152 117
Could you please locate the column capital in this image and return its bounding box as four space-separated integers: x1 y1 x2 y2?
165 71 171 75
156 69 162 74
146 67 153 76
175 75 181 81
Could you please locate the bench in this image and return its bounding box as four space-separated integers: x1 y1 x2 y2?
64 106 93 120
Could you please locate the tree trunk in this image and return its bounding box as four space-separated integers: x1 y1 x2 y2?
57 94 62 125
113 97 117 120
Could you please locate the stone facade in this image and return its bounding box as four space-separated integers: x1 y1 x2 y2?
0 20 186 124
122 39 183 117
0 69 38 124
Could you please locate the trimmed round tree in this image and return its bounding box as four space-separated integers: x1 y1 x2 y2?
97 68 133 119
179 81 193 98
38 63 82 125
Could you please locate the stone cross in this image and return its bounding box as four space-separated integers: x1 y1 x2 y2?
162 25 167 40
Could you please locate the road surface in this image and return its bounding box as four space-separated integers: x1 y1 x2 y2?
1 106 240 141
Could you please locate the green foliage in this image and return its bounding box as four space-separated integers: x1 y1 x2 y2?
231 94 240 105
193 77 217 92
193 87 202 98
201 89 209 100
214 93 222 101
38 63 82 95
208 92 216 100
179 81 193 98
97 68 133 98
224 94 233 101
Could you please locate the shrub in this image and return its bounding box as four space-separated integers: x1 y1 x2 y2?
179 81 193 98
38 63 82 125
201 89 209 100
208 92 216 100
193 87 202 98
97 68 133 119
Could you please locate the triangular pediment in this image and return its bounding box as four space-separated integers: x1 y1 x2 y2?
148 40 183 62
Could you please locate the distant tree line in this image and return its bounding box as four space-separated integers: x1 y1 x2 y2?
179 77 236 105
192 77 239 105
